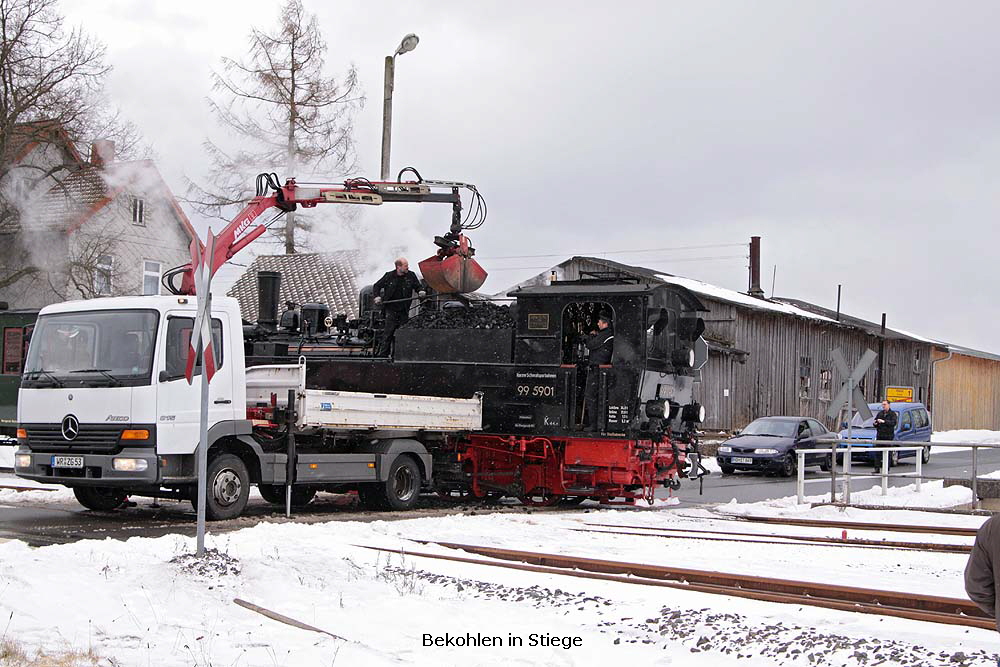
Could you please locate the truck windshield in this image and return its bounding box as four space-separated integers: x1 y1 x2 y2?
22 309 158 387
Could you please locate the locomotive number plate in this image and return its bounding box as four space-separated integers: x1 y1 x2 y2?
732 457 753 464
51 456 83 468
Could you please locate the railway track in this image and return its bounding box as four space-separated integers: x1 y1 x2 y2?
360 541 992 630
580 523 973 553
697 512 983 537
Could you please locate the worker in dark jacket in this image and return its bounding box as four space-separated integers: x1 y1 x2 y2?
373 257 425 357
873 400 898 441
965 516 1000 638
582 314 614 430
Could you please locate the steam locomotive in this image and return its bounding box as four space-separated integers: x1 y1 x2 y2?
244 269 709 505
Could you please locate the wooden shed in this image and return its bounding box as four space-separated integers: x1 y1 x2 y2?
930 346 1000 431
509 257 936 431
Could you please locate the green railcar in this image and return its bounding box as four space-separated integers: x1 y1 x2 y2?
0 308 39 437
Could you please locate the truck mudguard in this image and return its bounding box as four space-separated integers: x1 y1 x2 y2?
357 438 432 483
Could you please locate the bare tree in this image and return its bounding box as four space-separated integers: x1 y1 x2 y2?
0 0 139 290
188 0 363 254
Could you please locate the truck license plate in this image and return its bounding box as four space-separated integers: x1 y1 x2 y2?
51 456 83 468
732 457 753 464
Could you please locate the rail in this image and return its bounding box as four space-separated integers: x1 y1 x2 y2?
795 438 1000 506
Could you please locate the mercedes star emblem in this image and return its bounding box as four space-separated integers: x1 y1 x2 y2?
61 414 79 441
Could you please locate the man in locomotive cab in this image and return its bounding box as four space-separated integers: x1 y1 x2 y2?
582 314 614 430
373 257 426 357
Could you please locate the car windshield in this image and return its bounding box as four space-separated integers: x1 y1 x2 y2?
741 418 797 438
23 310 158 387
849 411 880 428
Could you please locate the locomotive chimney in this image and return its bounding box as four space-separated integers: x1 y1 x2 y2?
748 236 764 298
257 270 282 331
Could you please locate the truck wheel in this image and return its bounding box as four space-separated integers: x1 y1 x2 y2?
192 453 250 520
258 484 317 506
73 486 128 512
361 456 422 511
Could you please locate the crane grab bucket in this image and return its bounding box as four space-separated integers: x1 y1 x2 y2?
419 253 488 294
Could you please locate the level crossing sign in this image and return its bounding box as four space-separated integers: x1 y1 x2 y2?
826 348 877 422
186 230 219 557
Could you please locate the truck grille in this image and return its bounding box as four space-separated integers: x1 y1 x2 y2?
23 424 124 453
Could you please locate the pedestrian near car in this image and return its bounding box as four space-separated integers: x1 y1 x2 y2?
373 257 425 357
873 400 897 441
965 515 1000 659
581 314 614 430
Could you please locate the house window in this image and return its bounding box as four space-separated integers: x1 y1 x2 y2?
94 255 113 295
799 356 811 399
913 349 921 373
142 260 162 296
131 197 145 225
819 369 832 401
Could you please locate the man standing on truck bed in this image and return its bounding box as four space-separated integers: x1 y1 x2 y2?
373 257 425 357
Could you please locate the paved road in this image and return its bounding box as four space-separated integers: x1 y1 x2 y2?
2 448 997 546
675 447 1000 506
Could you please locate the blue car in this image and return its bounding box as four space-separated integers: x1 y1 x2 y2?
717 416 835 477
838 402 932 467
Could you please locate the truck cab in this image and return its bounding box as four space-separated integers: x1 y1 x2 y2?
13 296 242 505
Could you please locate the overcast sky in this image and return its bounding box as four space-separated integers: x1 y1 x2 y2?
63 0 1000 351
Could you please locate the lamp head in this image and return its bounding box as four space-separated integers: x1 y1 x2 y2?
395 33 419 56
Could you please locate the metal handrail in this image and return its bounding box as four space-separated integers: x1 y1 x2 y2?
794 438 1000 506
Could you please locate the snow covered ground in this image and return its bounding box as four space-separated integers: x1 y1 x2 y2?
1 491 998 666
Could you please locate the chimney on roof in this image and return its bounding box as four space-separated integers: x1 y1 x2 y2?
90 139 115 168
748 236 764 298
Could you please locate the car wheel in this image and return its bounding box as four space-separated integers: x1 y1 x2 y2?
921 446 931 464
819 454 832 472
780 453 797 478
73 486 128 512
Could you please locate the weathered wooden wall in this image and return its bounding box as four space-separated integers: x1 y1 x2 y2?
695 299 932 430
930 351 1000 431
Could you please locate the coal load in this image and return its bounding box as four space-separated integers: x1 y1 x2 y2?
403 303 514 330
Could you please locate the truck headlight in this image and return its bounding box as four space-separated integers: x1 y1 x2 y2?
113 458 148 472
755 448 779 454
717 446 732 453
15 454 30 468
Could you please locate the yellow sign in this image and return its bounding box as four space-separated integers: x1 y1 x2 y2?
885 386 914 403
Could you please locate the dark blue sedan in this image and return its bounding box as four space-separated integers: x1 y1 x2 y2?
716 416 835 477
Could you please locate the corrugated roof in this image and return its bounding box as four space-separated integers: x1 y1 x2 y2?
227 251 362 321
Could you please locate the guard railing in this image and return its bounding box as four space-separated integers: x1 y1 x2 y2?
794 438 1000 506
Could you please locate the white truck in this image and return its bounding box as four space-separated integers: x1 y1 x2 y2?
12 294 482 519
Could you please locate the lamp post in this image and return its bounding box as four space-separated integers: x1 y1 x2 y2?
381 33 419 181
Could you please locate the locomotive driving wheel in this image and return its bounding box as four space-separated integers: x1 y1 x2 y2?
519 488 560 507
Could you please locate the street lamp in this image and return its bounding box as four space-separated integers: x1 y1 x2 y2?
381 33 420 181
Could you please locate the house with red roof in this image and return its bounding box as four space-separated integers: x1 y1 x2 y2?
0 133 197 308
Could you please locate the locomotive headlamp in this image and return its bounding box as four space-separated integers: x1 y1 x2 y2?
681 402 706 423
671 349 695 368
644 399 665 419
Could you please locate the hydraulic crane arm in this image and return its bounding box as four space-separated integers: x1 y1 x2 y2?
165 172 487 296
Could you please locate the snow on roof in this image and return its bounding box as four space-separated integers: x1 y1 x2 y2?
653 273 838 323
